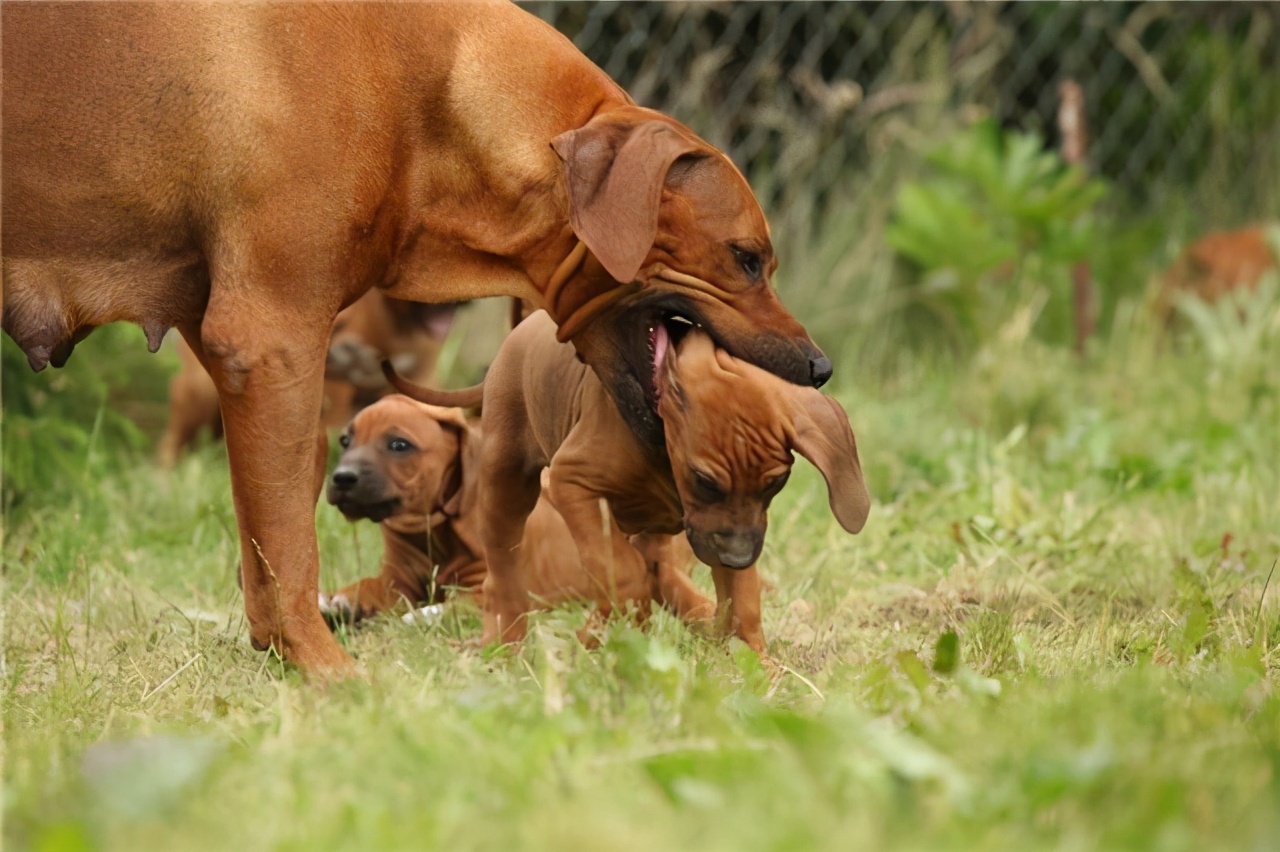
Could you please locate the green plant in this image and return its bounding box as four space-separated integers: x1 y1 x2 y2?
2 326 175 511
885 118 1108 354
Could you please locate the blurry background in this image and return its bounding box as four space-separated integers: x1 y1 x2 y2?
4 1 1278 506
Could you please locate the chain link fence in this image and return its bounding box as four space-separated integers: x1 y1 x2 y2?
524 2 1280 233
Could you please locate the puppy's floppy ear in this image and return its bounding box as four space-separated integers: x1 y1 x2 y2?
441 416 486 556
657 329 716 412
415 404 477 517
553 115 705 283
787 391 870 534
421 404 470 436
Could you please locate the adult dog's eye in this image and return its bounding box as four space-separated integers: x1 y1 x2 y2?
731 246 762 282
338 433 351 449
691 470 726 503
387 437 415 453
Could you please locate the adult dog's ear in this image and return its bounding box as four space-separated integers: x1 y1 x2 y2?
787 392 870 534
552 116 705 283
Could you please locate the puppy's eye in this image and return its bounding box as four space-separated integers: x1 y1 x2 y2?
761 471 790 499
731 246 762 282
338 434 351 449
691 470 726 503
387 437 415 453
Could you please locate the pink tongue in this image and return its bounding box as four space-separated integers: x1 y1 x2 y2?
652 323 670 378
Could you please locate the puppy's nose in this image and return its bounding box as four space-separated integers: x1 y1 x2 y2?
711 531 758 569
809 354 832 388
330 467 359 491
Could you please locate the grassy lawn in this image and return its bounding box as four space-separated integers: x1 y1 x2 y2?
4 292 1279 851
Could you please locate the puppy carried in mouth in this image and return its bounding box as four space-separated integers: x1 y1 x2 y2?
387 310 871 650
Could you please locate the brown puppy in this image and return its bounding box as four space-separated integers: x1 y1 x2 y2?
321 397 488 623
389 311 870 647
320 396 717 640
5 3 827 675
158 290 457 468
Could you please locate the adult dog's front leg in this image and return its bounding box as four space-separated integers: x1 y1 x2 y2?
196 283 354 678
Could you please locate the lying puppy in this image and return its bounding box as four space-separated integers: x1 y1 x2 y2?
321 396 486 623
319 395 718 639
388 311 871 647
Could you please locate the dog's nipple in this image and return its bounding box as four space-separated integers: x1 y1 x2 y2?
143 319 172 354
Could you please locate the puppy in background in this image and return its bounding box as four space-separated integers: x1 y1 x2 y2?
1156 225 1278 322
157 291 458 467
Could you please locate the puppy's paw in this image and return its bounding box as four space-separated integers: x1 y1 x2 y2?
401 603 447 626
319 593 355 630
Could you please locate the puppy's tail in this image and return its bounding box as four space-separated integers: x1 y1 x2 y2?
381 360 485 409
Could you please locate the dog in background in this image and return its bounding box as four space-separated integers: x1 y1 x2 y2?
158 291 458 467
1156 225 1278 322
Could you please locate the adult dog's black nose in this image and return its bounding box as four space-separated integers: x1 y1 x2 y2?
331 467 359 491
810 355 832 388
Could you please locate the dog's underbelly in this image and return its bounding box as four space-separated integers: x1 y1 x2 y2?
2 253 209 371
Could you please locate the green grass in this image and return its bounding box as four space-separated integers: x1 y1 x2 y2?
5 284 1280 851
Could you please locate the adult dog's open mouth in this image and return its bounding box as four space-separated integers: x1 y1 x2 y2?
643 310 696 412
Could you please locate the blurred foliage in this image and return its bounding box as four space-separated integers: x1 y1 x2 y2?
2 326 174 512
885 118 1108 353
530 3 1280 229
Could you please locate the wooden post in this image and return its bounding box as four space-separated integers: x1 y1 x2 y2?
1058 79 1095 356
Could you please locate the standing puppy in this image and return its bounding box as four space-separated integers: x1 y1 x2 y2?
389 311 870 648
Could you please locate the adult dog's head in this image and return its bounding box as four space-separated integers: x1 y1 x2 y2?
550 105 829 445
655 329 869 571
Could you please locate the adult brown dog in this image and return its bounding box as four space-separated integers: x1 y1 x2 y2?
158 289 457 467
4 3 829 676
389 312 869 646
318 396 720 643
